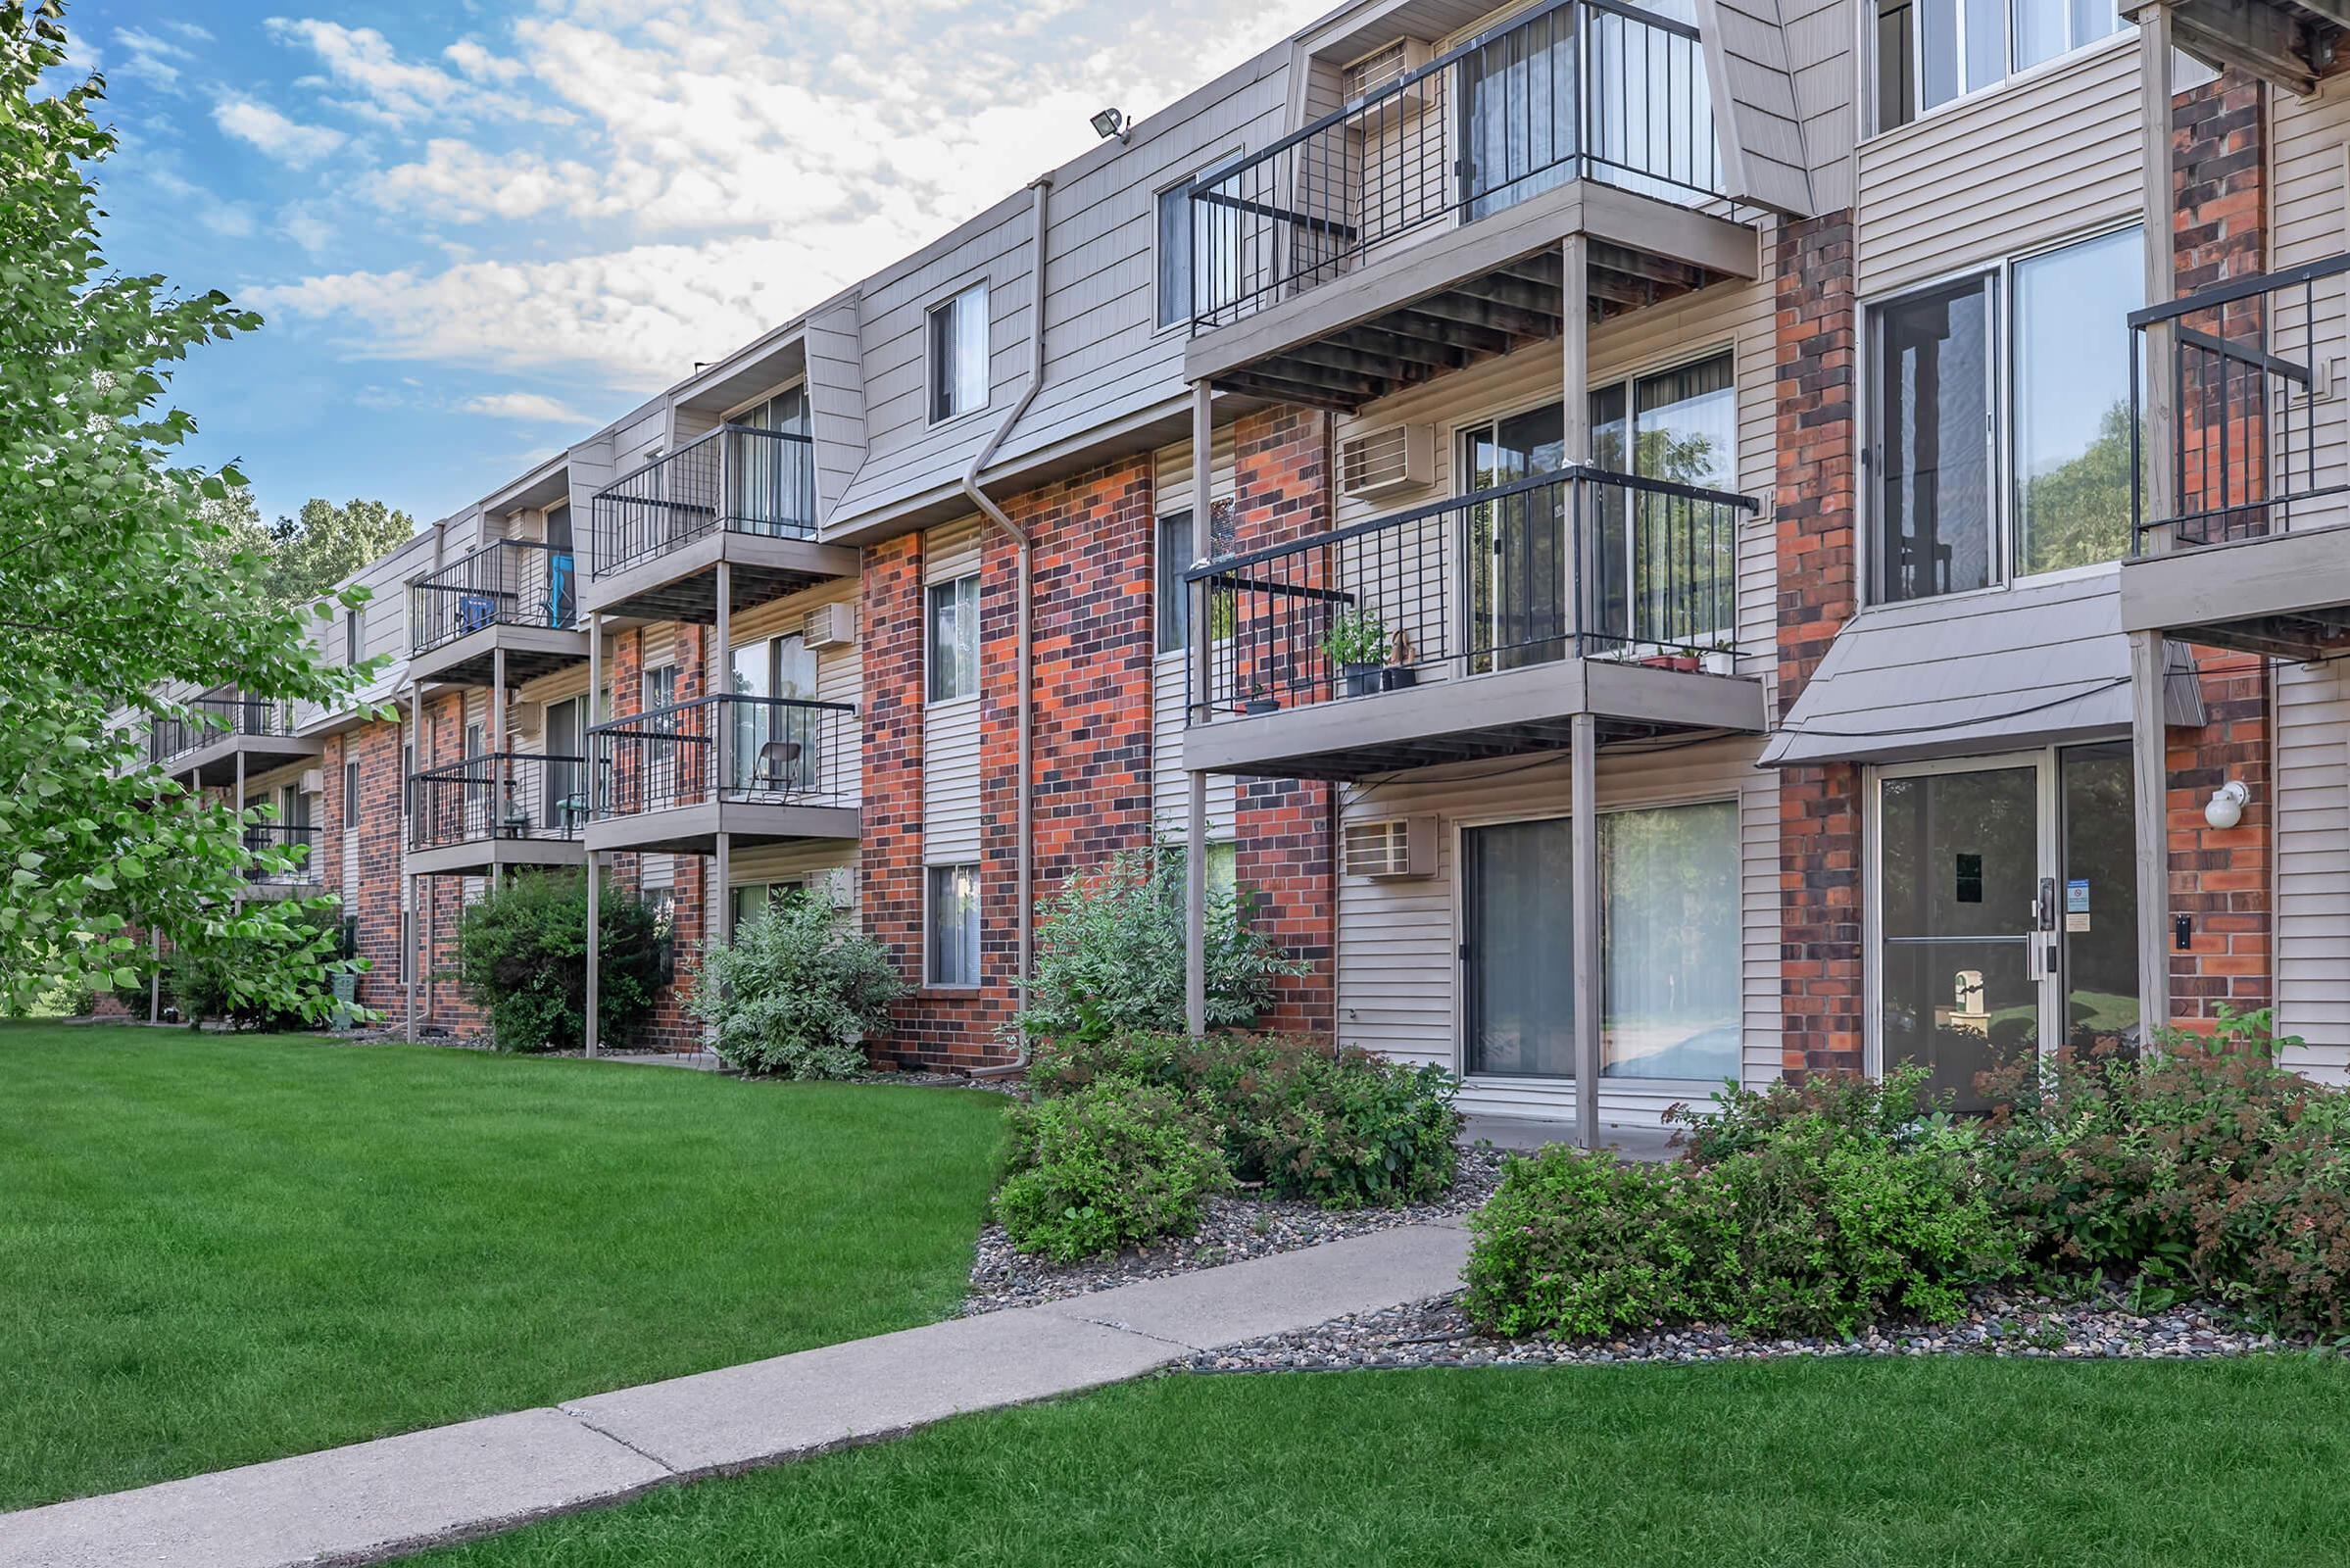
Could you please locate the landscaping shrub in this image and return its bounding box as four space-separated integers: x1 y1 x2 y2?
993 1080 1232 1261
1017 844 1306 1046
1461 1149 1710 1339
1980 1008 2350 1330
453 871 661 1052
690 893 903 1078
1465 1075 2025 1342
1030 1030 1460 1207
167 906 342 1031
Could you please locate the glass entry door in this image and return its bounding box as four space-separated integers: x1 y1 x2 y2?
1463 816 1578 1079
1875 748 2139 1112
1461 403 1567 673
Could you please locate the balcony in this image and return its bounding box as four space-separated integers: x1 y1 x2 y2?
407 752 591 878
583 426 857 622
1183 467 1762 779
147 689 322 787
237 823 322 900
1184 0 1758 409
2121 255 2350 660
585 694 861 855
407 540 587 688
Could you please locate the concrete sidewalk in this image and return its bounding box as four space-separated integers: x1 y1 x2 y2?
0 1224 1471 1568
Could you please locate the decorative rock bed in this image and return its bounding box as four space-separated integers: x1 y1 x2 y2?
1182 1286 2290 1373
963 1149 1508 1314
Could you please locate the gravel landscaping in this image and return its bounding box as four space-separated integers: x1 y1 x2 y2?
1183 1285 2297 1373
963 1148 1506 1313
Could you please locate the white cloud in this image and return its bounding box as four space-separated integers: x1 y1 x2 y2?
279 203 333 256
247 0 1332 384
462 392 595 423
114 26 192 90
212 97 348 168
199 202 258 238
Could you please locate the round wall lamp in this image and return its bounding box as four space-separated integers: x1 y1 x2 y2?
2205 780 2250 831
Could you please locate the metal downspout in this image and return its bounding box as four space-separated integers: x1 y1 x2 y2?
962 173 1052 1080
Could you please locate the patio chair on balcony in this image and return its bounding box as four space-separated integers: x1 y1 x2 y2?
751 739 805 795
457 593 498 635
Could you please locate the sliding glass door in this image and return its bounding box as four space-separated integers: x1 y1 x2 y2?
1461 403 1568 672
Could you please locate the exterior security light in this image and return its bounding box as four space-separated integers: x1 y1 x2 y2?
2206 780 2250 831
1090 107 1130 143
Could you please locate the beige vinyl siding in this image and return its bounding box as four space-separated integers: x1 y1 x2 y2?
1151 432 1241 840
2262 80 2350 1073
922 520 986 863
730 840 861 907
808 299 867 524
1853 32 2139 296
1780 0 1854 211
1335 735 1781 1124
2275 660 2350 1076
1696 0 1814 213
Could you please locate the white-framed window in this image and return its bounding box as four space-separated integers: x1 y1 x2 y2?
927 282 990 424
1154 500 1238 655
343 760 361 830
927 574 981 702
345 609 363 668
642 662 676 712
926 862 981 986
1865 223 2142 606
1155 164 1244 330
1872 0 2124 132
1599 800 1740 1081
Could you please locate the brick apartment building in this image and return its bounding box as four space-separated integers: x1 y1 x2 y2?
120 0 2350 1132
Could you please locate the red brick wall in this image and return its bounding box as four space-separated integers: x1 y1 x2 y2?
1773 212 1865 1077
1230 404 1337 1037
2163 69 2273 1032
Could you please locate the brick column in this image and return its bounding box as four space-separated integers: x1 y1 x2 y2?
1773 212 1865 1077
2164 68 2273 1032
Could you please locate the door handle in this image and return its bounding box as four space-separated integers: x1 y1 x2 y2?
2035 877 2056 933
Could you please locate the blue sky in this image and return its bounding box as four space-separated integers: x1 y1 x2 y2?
61 0 1327 530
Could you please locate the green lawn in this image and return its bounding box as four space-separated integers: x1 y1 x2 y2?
0 1023 1006 1510
419 1358 2350 1567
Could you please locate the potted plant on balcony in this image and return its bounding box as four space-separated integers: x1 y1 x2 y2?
1322 607 1390 698
1240 681 1280 716
1381 627 1419 692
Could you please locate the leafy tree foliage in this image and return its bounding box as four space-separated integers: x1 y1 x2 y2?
198 491 416 605
0 2 377 1016
452 871 664 1052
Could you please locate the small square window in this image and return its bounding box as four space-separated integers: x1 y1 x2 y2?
928 283 990 423
927 575 980 702
926 863 981 986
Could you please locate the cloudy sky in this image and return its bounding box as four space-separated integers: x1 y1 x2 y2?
64 0 1329 527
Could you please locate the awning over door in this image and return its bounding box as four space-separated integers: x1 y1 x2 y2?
1760 572 2205 768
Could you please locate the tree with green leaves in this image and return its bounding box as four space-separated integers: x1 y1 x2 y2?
0 1 382 1018
197 491 416 605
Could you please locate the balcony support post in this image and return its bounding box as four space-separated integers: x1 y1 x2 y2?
714 561 732 801
1186 768 1208 1041
2130 630 2171 1048
147 928 161 1025
491 646 507 771
1571 710 1600 1152
2139 8 2178 545
584 849 601 1058
407 679 421 1045
715 832 732 948
1560 235 1591 464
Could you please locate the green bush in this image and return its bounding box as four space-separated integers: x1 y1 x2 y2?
453 871 661 1052
1031 1031 1460 1207
1462 1149 1710 1339
994 1080 1233 1261
690 893 904 1078
1464 1085 2024 1342
1017 844 1306 1046
1979 1008 2350 1330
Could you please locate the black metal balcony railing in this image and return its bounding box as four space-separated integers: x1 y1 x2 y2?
240 823 319 888
409 540 576 654
409 753 592 851
1189 0 1722 332
148 689 290 766
2130 253 2350 551
1184 466 1749 717
589 695 857 818
589 426 816 577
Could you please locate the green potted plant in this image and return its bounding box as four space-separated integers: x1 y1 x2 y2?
1322 606 1389 698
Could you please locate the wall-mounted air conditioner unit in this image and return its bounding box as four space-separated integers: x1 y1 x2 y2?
1343 816 1437 880
804 602 856 651
297 769 324 796
1342 37 1436 113
812 866 856 909
1339 424 1434 501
